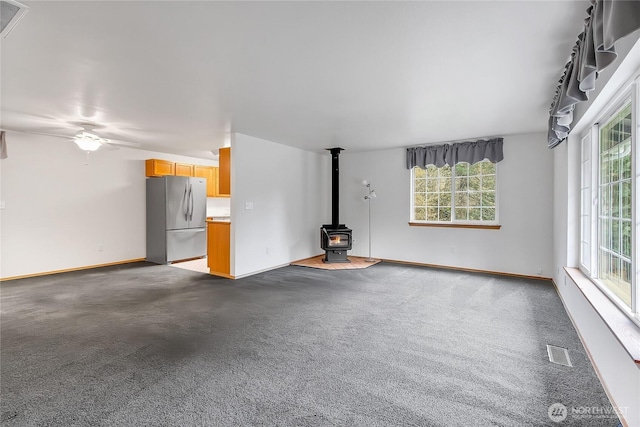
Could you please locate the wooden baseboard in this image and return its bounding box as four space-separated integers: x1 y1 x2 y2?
380 258 553 281
291 255 552 281
0 258 146 281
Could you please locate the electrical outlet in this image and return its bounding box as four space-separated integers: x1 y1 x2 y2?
245 202 254 210
97 243 104 252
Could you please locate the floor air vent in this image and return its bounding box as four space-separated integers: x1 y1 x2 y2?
547 345 572 367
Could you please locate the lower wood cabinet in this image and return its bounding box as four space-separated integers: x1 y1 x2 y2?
208 221 230 276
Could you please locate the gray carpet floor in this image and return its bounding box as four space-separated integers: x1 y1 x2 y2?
0 262 620 426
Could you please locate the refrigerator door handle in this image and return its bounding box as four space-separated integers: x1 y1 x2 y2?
183 184 189 221
189 184 193 221
188 184 194 221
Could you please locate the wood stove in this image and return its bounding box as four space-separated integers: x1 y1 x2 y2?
320 224 352 263
321 148 352 263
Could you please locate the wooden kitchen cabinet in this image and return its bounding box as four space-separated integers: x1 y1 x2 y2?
214 167 222 197
145 159 175 177
174 163 194 177
208 221 231 277
193 165 217 197
218 147 231 197
146 160 226 198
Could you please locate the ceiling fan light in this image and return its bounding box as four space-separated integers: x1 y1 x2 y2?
73 136 102 151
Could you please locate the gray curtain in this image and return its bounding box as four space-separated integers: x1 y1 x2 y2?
0 131 7 159
406 138 503 169
548 0 640 148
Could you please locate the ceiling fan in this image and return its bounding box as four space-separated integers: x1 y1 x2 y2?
35 120 140 151
1 114 145 152
71 123 124 152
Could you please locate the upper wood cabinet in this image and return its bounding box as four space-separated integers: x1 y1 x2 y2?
218 147 231 197
193 165 217 197
145 159 175 177
146 159 227 198
175 163 194 177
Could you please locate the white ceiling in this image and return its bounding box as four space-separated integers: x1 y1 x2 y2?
1 1 587 157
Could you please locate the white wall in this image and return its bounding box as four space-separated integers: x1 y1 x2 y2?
552 34 640 427
206 198 231 217
339 132 554 277
231 133 329 278
0 131 219 279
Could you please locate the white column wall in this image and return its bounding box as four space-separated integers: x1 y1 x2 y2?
231 133 329 278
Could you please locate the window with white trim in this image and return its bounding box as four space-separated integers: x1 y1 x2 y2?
580 76 638 321
411 160 498 224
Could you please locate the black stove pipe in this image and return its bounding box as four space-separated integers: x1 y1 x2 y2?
327 147 344 228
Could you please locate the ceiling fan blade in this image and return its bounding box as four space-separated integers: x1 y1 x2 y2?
103 143 120 151
5 121 144 149
103 138 141 147
24 126 72 134
68 120 104 131
17 129 73 140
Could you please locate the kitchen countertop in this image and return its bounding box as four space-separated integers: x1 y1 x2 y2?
207 217 231 223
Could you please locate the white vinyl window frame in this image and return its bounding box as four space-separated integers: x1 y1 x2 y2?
579 76 639 325
410 160 499 226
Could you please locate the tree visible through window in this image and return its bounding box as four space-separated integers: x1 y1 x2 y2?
412 160 497 223
597 102 632 307
580 79 638 321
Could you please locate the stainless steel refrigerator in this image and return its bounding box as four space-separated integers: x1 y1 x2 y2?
146 175 207 264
